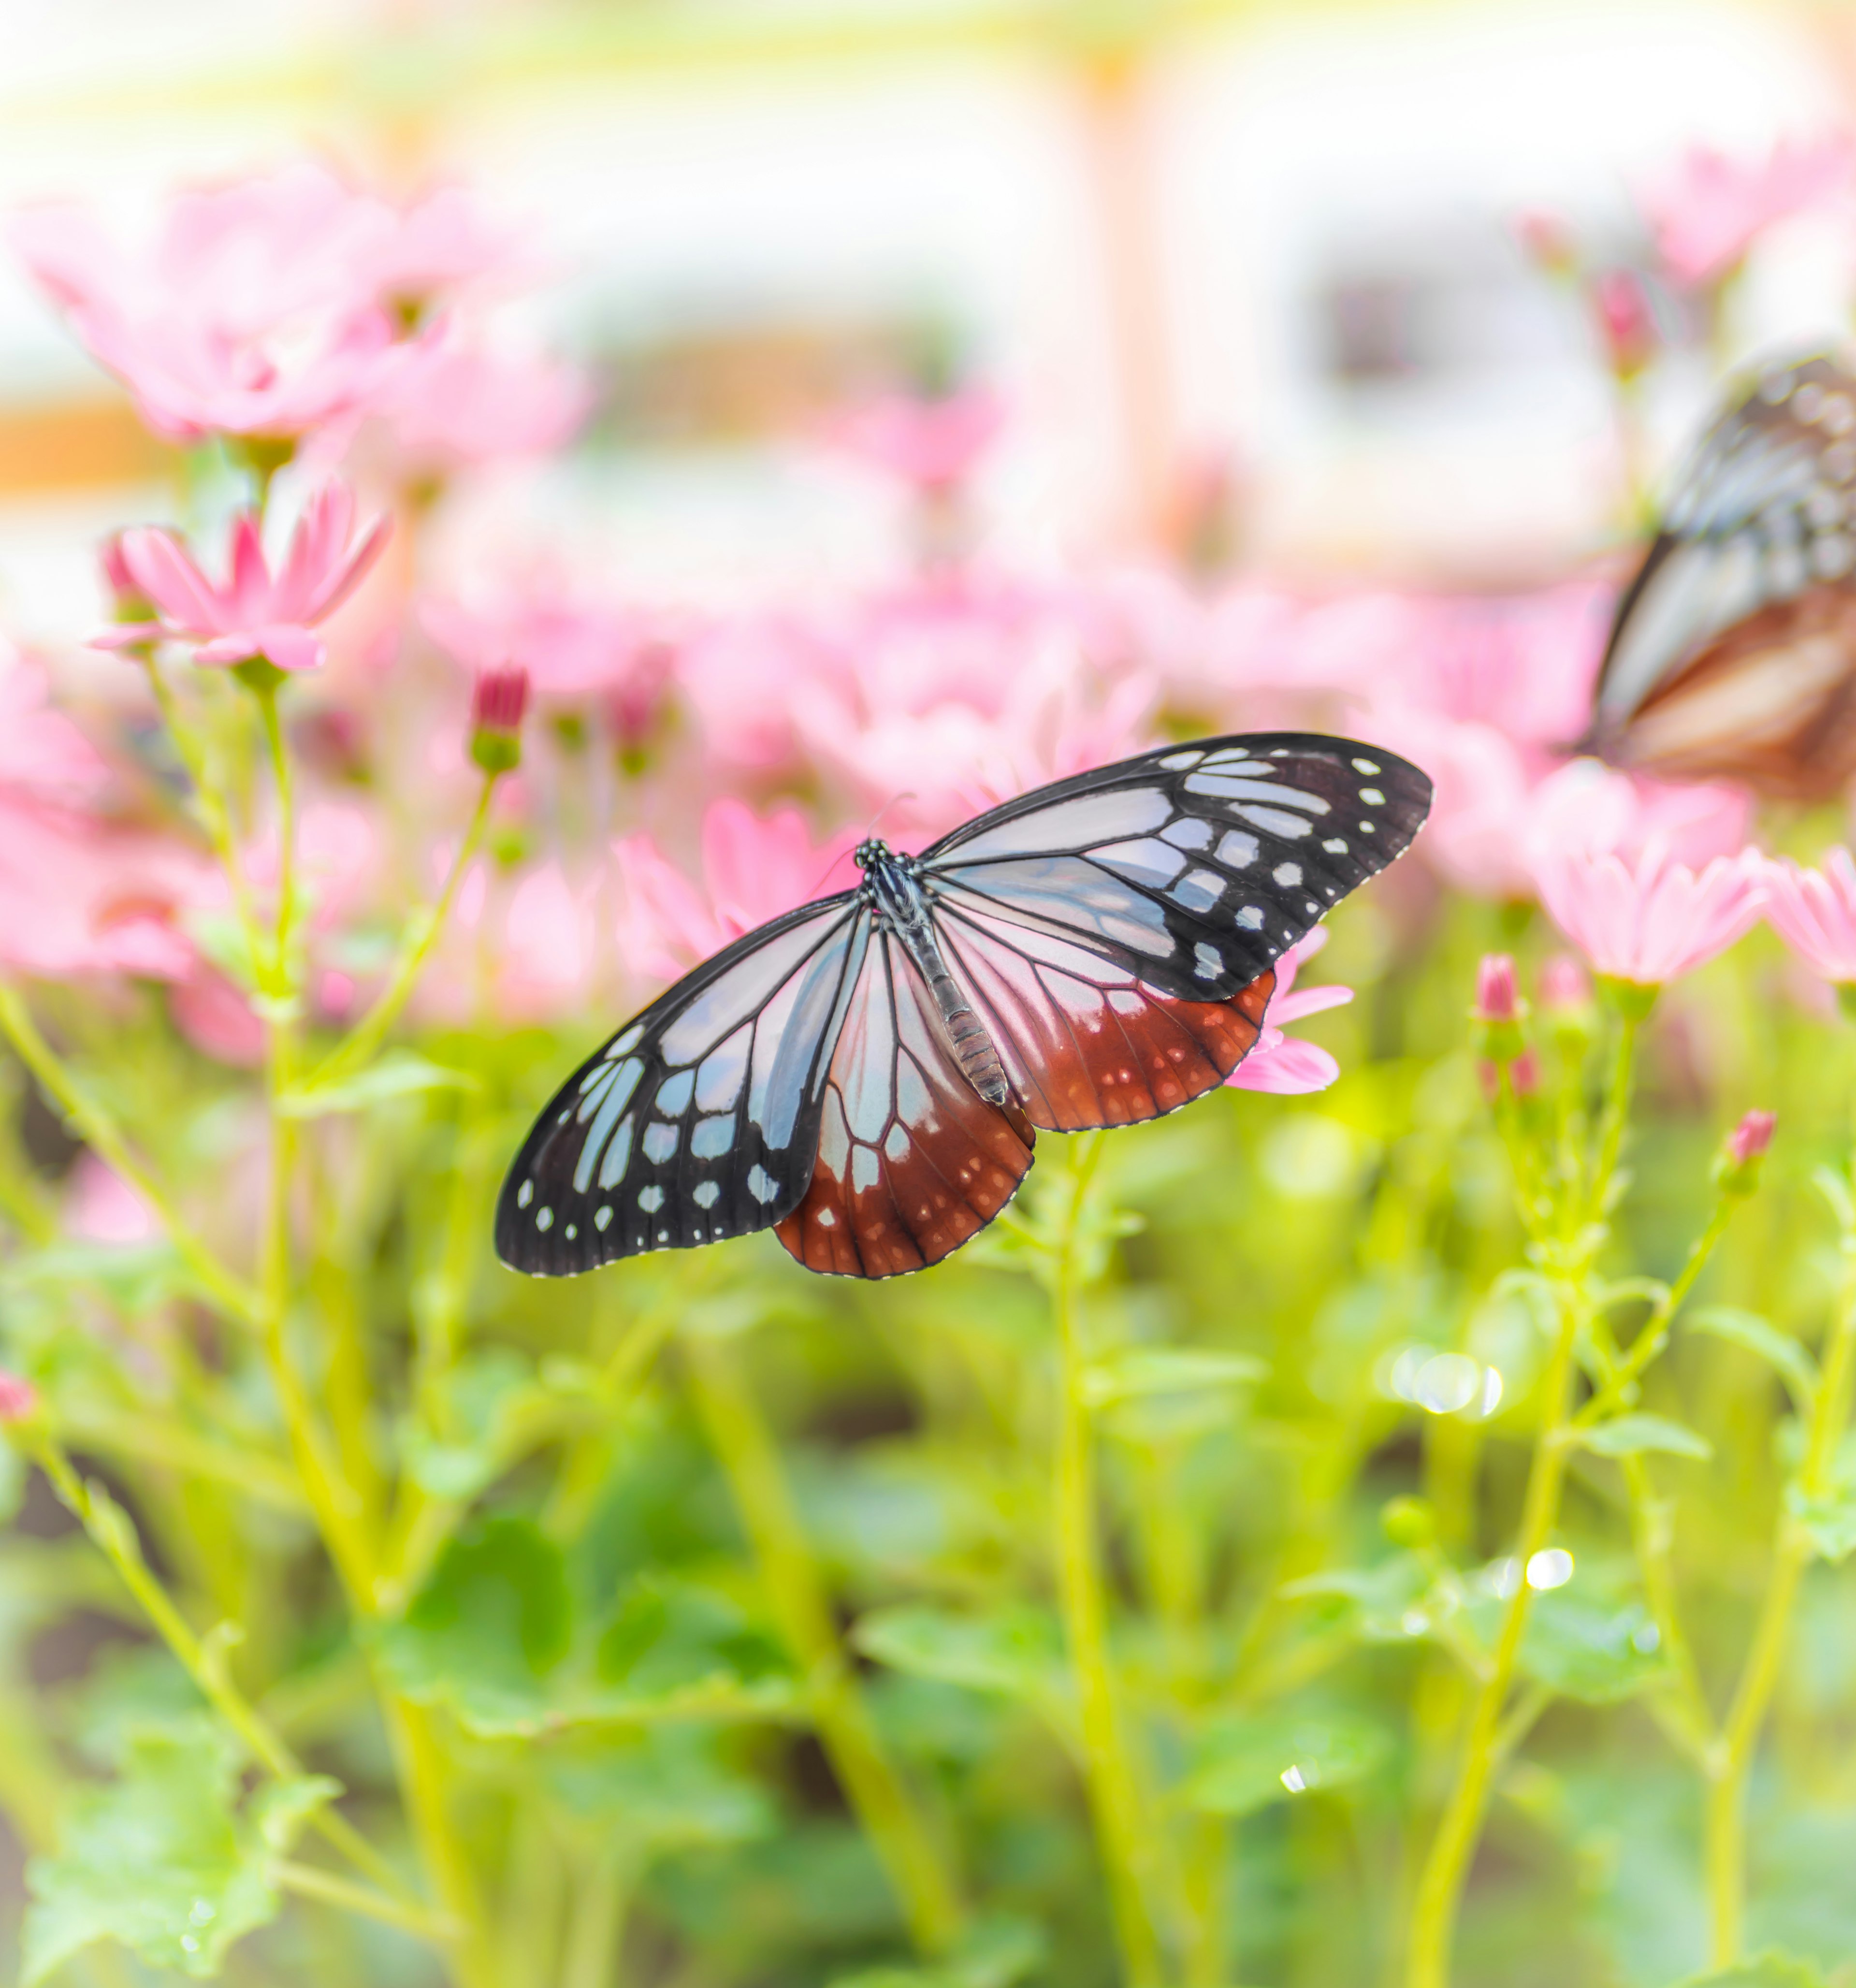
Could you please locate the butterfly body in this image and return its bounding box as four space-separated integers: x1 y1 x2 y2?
1593 352 1856 798
495 733 1431 1280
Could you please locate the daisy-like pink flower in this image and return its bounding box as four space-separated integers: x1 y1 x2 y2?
615 800 859 986
1227 929 1354 1095
1641 135 1856 290
96 481 388 673
1533 842 1767 987
1763 848 1856 983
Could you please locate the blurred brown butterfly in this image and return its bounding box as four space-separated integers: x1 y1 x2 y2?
1590 351 1856 799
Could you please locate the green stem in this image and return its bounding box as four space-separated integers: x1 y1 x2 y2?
0 979 262 1328
254 681 296 994
684 1329 964 1954
1704 1223 1856 1963
304 773 497 1091
1587 1001 1645 1230
560 1846 634 1988
1405 1288 1581 1988
28 1438 418 1912
381 1697 498 1988
1051 1132 1166 1988
274 1861 450 1945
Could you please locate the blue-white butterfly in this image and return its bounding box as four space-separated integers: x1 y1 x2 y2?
496 732 1431 1280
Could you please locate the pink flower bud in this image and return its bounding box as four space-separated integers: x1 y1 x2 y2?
470 665 530 775
1537 954 1592 1012
0 1370 40 1425
1594 269 1657 379
1726 1110 1776 1166
1513 207 1577 274
1474 954 1519 1023
1509 1047 1541 1098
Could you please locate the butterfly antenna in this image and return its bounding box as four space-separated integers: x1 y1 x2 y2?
808 793 916 898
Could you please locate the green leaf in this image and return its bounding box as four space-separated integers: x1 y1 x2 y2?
22 1730 312 1982
1785 1481 1856 1563
1184 1710 1390 1816
1578 1414 1713 1461
1689 1308 1820 1412
278 1050 479 1118
830 1915 1045 1988
1812 1164 1856 1237
592 1577 792 1706
1518 1595 1668 1704
545 1728 775 1850
1079 1347 1268 1409
1675 1952 1829 1987
377 1516 572 1730
1281 1553 1430 1642
854 1605 1067 1712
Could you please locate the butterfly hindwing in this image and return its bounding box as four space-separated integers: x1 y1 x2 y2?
1595 353 1856 795
776 929 1036 1278
920 733 1429 1002
935 901 1276 1131
494 896 869 1275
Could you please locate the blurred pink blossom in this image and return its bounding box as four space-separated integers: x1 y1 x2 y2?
9 163 518 441
66 1154 160 1245
1593 269 1657 379
0 659 111 803
1763 849 1856 983
422 580 671 720
1524 759 1752 871
98 482 388 673
1725 1108 1777 1166
1228 929 1353 1094
0 799 203 982
172 969 266 1067
0 1371 38 1425
616 799 859 985
1537 954 1592 1012
828 388 1003 490
378 336 590 471
1534 842 1767 987
1642 135 1856 289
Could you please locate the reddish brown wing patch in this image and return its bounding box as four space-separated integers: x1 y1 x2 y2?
776 934 1035 1279
1613 587 1856 800
937 901 1275 1132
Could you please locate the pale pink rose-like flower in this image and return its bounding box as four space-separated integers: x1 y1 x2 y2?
96 481 388 673
1641 135 1856 290
827 388 1003 490
66 1154 160 1245
1227 929 1354 1095
615 799 860 986
1534 842 1767 987
1763 848 1856 982
377 336 590 471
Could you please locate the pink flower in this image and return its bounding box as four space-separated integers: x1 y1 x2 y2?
0 659 111 804
0 1371 38 1425
1764 849 1856 982
8 163 515 442
1525 759 1751 871
422 581 670 714
66 1154 160 1245
0 797 204 982
377 336 589 471
1474 954 1520 1024
97 481 388 673
1593 269 1657 379
1534 842 1767 986
1641 135 1856 290
172 970 266 1068
827 388 1003 490
1228 929 1354 1095
1537 954 1592 1012
616 800 860 986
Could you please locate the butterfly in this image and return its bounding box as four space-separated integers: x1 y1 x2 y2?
1591 351 1856 799
494 733 1432 1280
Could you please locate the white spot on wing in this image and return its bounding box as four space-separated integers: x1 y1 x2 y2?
691 1116 735 1160
1217 829 1259 868
1161 817 1214 851
1359 787 1385 806
644 1122 680 1164
1237 906 1265 930
1237 804 1314 838
1273 861 1302 885
1351 757 1380 774
693 1180 720 1208
536 1207 554 1231
1159 749 1202 769
595 1205 612 1231
655 1069 696 1115
1322 837 1348 854
517 1181 533 1209
638 1184 665 1212
1173 868 1224 913
747 1164 779 1204
1194 942 1221 981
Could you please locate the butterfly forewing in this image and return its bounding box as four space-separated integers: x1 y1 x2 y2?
495 895 868 1275
1595 352 1856 797
920 733 1429 1001
776 930 1036 1278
